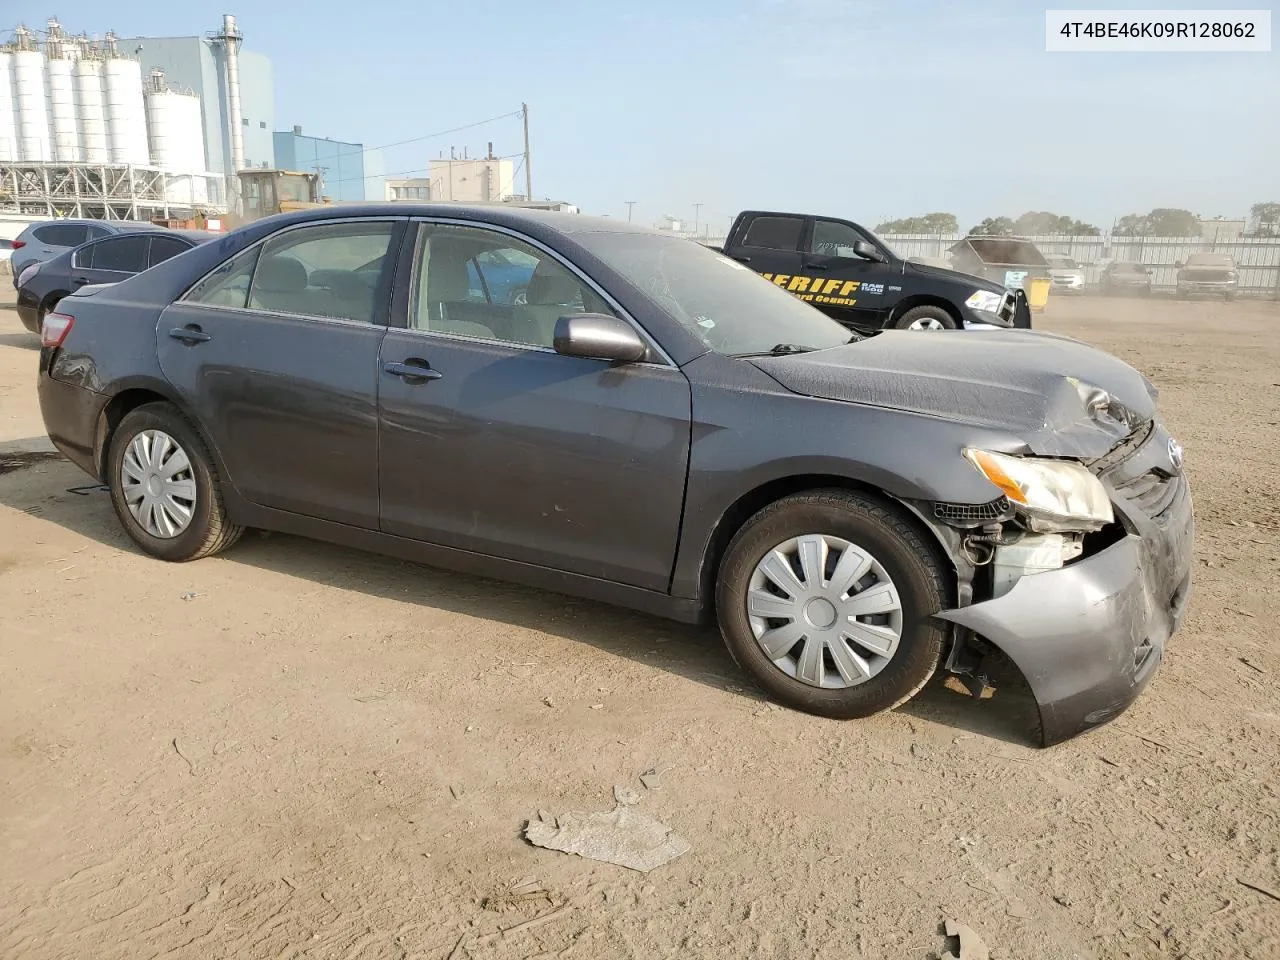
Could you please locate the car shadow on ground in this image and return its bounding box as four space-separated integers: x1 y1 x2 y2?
0 453 1041 748
0 330 37 350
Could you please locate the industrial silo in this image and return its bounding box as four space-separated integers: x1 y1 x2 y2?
146 70 208 203
13 47 52 162
47 56 83 163
104 44 150 166
75 54 109 163
0 51 18 162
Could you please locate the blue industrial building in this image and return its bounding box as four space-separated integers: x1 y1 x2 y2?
273 127 381 202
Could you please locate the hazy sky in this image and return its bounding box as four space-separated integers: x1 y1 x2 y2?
9 0 1278 232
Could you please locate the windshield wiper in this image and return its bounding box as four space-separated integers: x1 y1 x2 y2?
731 343 819 358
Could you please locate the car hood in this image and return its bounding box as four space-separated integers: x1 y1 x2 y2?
903 259 1004 294
749 329 1157 458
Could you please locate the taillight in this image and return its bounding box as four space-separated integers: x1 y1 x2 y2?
11 240 25 249
41 312 74 348
17 263 40 287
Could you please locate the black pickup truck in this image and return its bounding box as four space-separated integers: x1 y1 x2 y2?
713 210 1032 332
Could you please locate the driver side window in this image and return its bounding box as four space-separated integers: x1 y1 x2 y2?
408 224 616 349
808 220 867 258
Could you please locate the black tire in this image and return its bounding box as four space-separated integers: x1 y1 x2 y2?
715 489 950 719
106 402 244 562
889 305 958 331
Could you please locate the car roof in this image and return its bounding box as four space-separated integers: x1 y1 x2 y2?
247 202 659 238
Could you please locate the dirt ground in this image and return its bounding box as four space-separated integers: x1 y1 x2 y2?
0 292 1277 960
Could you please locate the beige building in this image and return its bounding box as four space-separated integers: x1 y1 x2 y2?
385 177 430 201
426 157 516 203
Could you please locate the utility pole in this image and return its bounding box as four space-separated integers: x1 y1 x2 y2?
625 201 636 222
521 102 532 201
692 201 703 235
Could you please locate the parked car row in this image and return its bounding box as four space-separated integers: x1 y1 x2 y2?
15 224 216 334
32 202 1194 746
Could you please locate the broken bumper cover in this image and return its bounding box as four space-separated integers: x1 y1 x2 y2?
936 475 1194 747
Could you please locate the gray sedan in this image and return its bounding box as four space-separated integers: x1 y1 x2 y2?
35 204 1194 746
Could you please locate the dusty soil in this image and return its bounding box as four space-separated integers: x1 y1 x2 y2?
0 295 1277 960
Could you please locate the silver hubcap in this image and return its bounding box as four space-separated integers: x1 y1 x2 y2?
121 430 197 539
747 534 903 689
907 317 946 331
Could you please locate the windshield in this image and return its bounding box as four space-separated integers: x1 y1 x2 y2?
585 232 855 356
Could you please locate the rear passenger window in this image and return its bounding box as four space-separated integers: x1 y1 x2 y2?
185 246 261 309
247 222 396 324
92 235 151 273
34 223 90 247
741 216 804 251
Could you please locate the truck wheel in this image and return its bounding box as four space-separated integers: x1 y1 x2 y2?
715 490 949 719
106 402 244 562
890 305 957 331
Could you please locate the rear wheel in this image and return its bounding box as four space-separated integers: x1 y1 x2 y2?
715 490 950 719
106 402 243 562
890 305 957 331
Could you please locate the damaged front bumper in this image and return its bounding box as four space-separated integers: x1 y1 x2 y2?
936 424 1195 746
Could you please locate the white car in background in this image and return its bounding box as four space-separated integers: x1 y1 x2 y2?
1045 254 1086 293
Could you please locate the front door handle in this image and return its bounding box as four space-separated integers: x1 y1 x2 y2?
73 276 90 285
803 261 831 271
169 325 211 344
384 359 442 383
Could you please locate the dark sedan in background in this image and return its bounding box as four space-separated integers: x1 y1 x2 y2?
16 228 213 334
35 204 1194 746
9 218 168 288
1100 261 1153 296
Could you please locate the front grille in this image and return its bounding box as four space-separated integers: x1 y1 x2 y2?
934 496 1012 525
1089 420 1184 520
1113 469 1180 518
996 292 1016 322
1181 270 1232 283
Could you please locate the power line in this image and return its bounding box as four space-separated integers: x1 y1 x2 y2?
364 109 523 153
325 151 525 187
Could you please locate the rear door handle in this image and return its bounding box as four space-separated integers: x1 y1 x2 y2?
73 276 90 285
169 325 211 344
384 359 442 383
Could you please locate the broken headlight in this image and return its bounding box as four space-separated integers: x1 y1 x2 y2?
962 448 1113 532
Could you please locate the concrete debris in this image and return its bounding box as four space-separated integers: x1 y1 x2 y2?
524 805 690 872
639 768 661 791
942 918 990 960
613 783 641 806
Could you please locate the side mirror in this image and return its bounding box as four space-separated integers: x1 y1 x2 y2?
553 313 648 363
853 240 886 263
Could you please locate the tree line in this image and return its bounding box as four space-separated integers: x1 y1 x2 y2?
873 202 1280 238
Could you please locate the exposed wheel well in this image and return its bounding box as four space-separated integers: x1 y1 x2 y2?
887 295 962 327
93 388 229 486
697 474 956 619
40 291 69 314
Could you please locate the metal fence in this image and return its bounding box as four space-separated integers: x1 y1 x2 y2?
875 234 1280 297
694 232 1280 297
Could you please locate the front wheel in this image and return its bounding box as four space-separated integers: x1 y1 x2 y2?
889 305 958 331
106 402 244 562
715 490 950 719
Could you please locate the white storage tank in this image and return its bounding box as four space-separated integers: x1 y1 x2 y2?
0 52 18 162
105 56 149 165
75 58 109 163
13 49 52 162
47 57 83 162
147 75 208 203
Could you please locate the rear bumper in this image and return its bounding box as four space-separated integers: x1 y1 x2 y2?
37 368 109 479
16 286 41 334
937 471 1194 747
